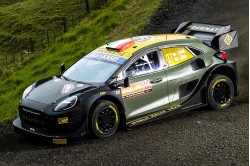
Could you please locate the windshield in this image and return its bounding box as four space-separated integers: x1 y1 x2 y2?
63 52 124 84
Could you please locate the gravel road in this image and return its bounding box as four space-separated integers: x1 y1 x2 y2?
0 0 248 165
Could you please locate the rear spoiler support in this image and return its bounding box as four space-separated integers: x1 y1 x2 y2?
173 21 238 51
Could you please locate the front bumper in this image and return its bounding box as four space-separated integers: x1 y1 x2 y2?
13 117 87 144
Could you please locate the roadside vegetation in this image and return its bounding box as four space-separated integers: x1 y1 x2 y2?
0 0 98 70
0 0 162 124
0 0 26 6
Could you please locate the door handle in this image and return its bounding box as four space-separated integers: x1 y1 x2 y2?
150 78 162 84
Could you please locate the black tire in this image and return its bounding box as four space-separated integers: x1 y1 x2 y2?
208 74 234 109
89 100 120 138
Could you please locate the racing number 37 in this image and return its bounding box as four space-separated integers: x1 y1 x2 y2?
162 47 194 67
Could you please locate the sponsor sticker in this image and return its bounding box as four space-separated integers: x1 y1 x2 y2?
61 84 75 94
129 110 167 126
224 34 233 45
162 47 194 67
52 139 67 144
95 48 131 59
187 25 220 32
168 104 182 111
121 79 152 99
100 92 106 95
58 117 69 124
76 84 84 88
85 52 127 65
116 90 120 95
132 36 158 42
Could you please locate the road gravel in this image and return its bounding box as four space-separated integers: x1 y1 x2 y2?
0 0 248 165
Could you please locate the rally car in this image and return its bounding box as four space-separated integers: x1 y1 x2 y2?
13 21 238 144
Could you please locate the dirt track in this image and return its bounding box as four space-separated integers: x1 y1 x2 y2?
0 0 249 165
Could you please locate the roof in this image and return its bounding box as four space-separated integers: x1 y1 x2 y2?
88 34 195 64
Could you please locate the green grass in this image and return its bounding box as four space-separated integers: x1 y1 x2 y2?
0 0 162 124
0 0 26 6
0 0 99 67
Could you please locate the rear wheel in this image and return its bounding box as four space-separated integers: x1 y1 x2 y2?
89 100 120 138
208 74 234 109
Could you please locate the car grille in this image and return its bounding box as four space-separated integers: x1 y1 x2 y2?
19 106 81 134
19 107 49 128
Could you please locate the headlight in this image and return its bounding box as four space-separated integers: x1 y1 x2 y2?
54 96 78 112
22 84 34 99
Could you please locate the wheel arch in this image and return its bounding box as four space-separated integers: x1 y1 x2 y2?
210 65 237 95
89 95 127 129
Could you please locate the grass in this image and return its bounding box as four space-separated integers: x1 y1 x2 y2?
0 0 26 6
0 0 99 67
0 0 162 124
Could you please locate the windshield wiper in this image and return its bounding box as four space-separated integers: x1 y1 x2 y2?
61 75 94 85
61 75 70 81
75 81 93 85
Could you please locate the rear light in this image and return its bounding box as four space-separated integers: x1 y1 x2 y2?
214 51 227 61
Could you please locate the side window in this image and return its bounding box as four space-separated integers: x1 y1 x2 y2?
188 47 203 56
124 51 160 78
162 47 194 67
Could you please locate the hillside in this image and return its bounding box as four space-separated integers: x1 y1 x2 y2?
0 0 105 68
0 0 162 124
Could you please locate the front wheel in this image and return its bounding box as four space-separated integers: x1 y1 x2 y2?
208 74 234 109
89 100 120 138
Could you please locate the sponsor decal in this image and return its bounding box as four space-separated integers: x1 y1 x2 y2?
20 114 45 126
100 92 106 95
54 78 62 82
168 104 182 111
61 84 75 94
95 48 131 59
162 47 194 67
129 105 182 127
76 84 84 88
187 25 220 32
52 139 67 144
224 34 233 45
58 117 69 124
121 79 152 99
129 110 167 126
132 36 158 42
116 90 120 95
85 52 127 65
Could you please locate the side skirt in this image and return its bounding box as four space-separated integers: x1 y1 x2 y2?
126 103 207 128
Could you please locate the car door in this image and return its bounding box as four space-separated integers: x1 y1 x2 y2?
120 48 169 120
160 46 199 108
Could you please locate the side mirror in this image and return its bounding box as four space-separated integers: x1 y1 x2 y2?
124 77 130 88
61 64 66 74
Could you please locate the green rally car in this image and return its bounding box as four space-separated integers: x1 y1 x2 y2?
13 22 238 144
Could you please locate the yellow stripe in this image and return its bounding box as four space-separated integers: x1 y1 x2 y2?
221 103 227 107
109 105 118 123
96 122 103 133
212 79 226 89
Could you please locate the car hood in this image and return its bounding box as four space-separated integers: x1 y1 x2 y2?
26 76 96 104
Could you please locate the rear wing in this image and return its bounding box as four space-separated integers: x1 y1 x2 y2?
173 21 238 51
